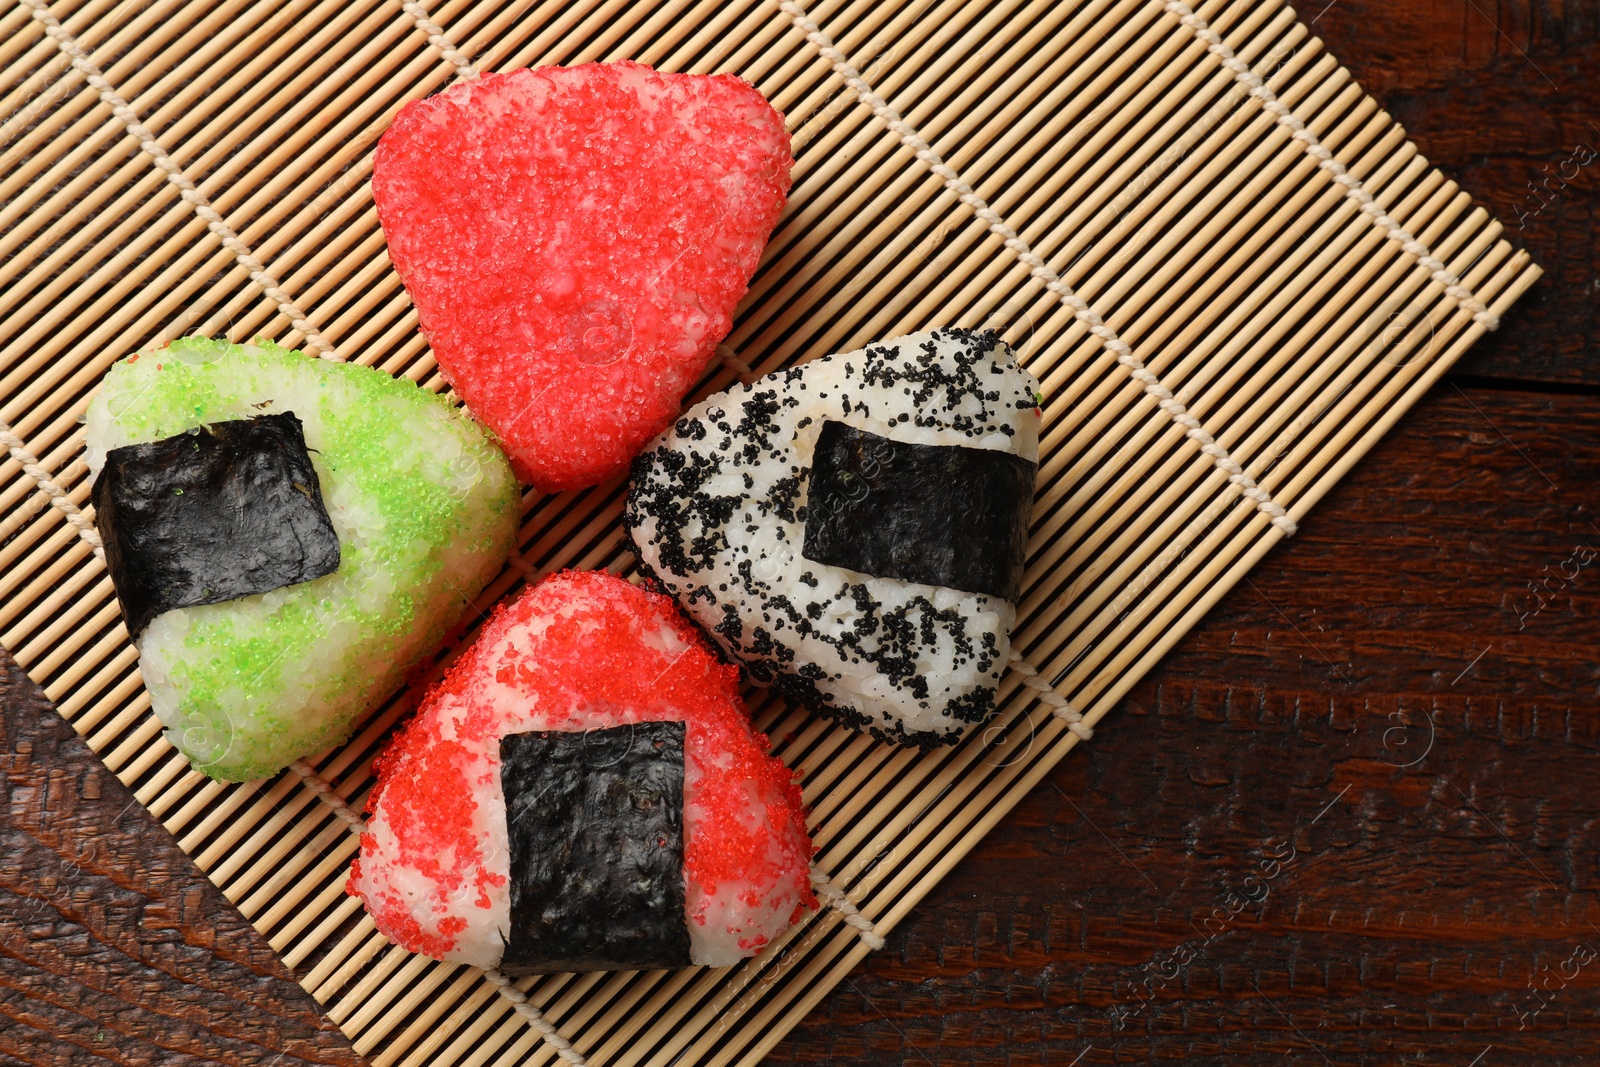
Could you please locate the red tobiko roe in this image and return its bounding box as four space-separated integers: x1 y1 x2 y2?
349 569 815 961
372 62 793 492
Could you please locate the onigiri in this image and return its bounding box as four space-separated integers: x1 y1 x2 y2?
626 328 1041 747
348 569 815 972
84 337 520 781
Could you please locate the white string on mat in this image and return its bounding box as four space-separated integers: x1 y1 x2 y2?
715 344 759 384
809 865 887 950
1160 0 1499 331
481 970 591 1066
505 546 540 578
286 760 368 834
775 0 1298 537
398 0 479 81
0 420 104 560
16 0 337 358
1008 650 1094 741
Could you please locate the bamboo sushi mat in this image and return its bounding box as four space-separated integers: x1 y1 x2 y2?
0 0 1542 1061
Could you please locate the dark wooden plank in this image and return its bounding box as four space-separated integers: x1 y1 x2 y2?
769 384 1600 1064
1311 0 1600 387
0 651 365 1067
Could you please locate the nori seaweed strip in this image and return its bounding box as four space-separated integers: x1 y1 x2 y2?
499 721 691 975
802 420 1036 602
92 412 341 637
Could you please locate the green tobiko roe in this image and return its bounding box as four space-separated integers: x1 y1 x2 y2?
85 338 520 781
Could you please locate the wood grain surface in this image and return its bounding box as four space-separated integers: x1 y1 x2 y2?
1 1 1595 1065
0 655 364 1067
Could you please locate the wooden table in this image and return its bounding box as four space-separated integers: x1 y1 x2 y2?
4 2 1596 1063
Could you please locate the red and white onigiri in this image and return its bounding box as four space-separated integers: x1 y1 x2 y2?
347 569 815 969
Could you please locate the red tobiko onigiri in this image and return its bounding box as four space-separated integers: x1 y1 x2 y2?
348 569 815 973
373 62 792 492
